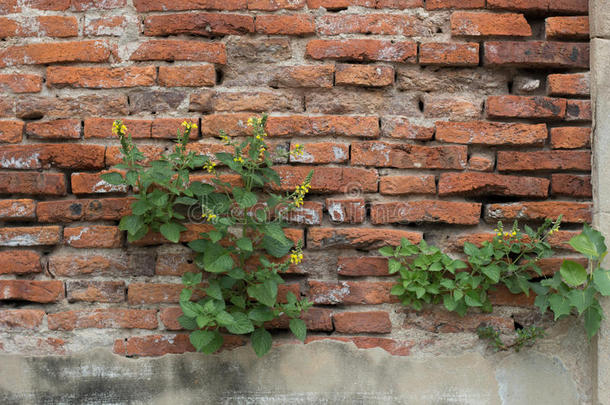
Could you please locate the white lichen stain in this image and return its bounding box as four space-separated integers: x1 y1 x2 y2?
328 202 345 222
332 146 346 161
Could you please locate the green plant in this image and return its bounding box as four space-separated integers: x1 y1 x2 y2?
532 224 610 338
477 325 545 352
103 116 314 357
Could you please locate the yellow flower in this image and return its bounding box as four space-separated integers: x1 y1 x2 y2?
247 117 254 126
290 252 304 265
234 156 244 164
511 231 517 236
203 161 217 173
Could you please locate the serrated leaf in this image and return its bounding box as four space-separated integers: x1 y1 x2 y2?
190 330 216 352
100 172 124 185
481 265 501 283
560 260 588 287
388 259 401 274
160 222 186 243
236 237 253 252
593 268 610 296
584 303 603 339
465 291 483 307
379 246 395 257
177 315 197 330
289 318 307 342
207 230 223 243
567 288 594 315
180 301 203 318
247 281 278 307
190 182 215 196
131 200 151 215
199 330 224 354
118 215 144 236
181 272 202 287
262 234 292 258
205 282 223 301
548 293 572 320
251 328 272 357
443 294 458 311
390 284 405 296
234 188 258 209
215 310 235 326
248 307 275 322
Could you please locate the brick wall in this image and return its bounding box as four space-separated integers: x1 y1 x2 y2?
0 0 591 357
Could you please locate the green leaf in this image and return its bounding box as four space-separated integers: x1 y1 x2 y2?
207 230 223 243
149 189 169 207
190 182 215 196
100 172 124 185
205 282 223 300
440 279 455 289
247 281 278 307
160 222 186 243
567 288 594 315
234 188 258 209
593 268 610 296
560 260 588 287
131 200 151 215
582 223 607 259
174 196 197 205
262 235 292 258
181 273 202 287
379 246 395 257
203 244 234 273
390 284 405 296
262 223 289 243
463 242 479 257
289 318 307 342
584 303 603 339
188 239 207 253
443 294 458 312
388 259 401 274
465 291 483 307
251 328 272 357
190 330 216 352
177 315 197 330
548 293 572 320
535 294 549 314
226 312 255 335
199 330 224 354
230 295 246 309
180 301 202 318
248 307 275 322
196 314 213 329
215 311 235 327
118 215 144 236
481 265 501 283
236 237 253 252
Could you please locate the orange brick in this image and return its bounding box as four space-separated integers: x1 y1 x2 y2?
66 280 125 303
547 73 589 97
0 40 110 68
289 142 348 164
550 127 590 149
0 280 64 303
0 250 42 274
485 202 592 224
266 115 379 138
484 41 589 68
0 199 36 221
143 13 254 37
255 14 315 35
0 172 66 196
426 0 484 9
47 66 156 89
0 74 42 93
451 12 531 37
130 40 226 64
0 16 78 38
333 311 391 333
0 121 23 143
371 201 481 225
551 174 592 198
438 172 549 198
337 257 390 277
158 65 216 87
317 14 430 36
351 142 467 169
308 227 422 249
64 225 122 248
335 64 394 87
25 119 80 140
497 151 591 172
380 175 436 195
48 309 157 331
307 39 417 63
420 42 479 66
0 226 61 246
436 121 547 145
0 309 45 330
487 95 566 119
84 16 127 36
546 16 589 40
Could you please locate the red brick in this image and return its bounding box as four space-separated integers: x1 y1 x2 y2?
156 247 198 276
0 199 36 221
549 0 588 13
16 95 128 119
249 0 305 9
131 223 215 246
306 39 417 63
71 171 129 194
64 225 122 248
48 309 157 331
380 175 436 195
131 40 226 64
134 0 246 11
451 12 531 37
256 15 314 35
0 250 42 274
371 201 481 225
25 0 70 10
381 117 434 140
436 121 547 146
158 65 216 87
485 202 592 224
143 13 254 37
0 144 106 170
307 0 374 8
84 16 127 37
375 0 422 7
405 308 514 333
0 309 45 330
351 142 467 169
279 201 323 226
325 198 366 223
426 0 484 9
547 73 589 97
550 127 590 149
449 230 580 252
316 14 430 36
420 43 479 66
309 281 394 305
551 174 592 198
0 40 110 68
487 95 566 120
270 65 334 88
497 151 591 172
71 0 126 10
535 257 588 277
335 64 394 87
266 115 379 138
115 334 247 356
546 16 588 40
0 16 78 38
0 226 61 246
47 66 156 89
289 142 348 164
128 283 184 304
337 256 389 277
0 172 66 196
305 336 413 356
333 311 391 334
273 166 378 193
0 121 23 143
565 100 592 122
438 173 549 198
49 251 153 277
0 0 19 14
194 90 302 113
265 307 333 331
25 119 80 140
424 95 481 120
486 0 546 12
151 118 199 139
468 155 494 172
0 280 64 303
489 286 535 307
66 280 125 303
84 118 151 139
308 227 422 249
484 41 589 69
0 74 42 93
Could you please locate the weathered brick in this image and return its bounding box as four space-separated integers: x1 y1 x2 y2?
420 43 479 66
131 223 216 246
550 127 590 149
64 225 122 248
273 166 378 193
129 90 187 114
265 307 333 331
351 142 467 169
487 0 588 13
50 251 154 277
335 64 394 87
71 171 128 194
305 336 413 356
309 281 394 305
489 286 535 307
279 201 323 226
0 199 36 221
546 16 588 40
308 227 422 249
0 280 64 303
155 246 197 276
289 142 348 164
316 14 432 36
0 121 23 143
227 37 291 62
484 41 589 69
84 118 151 139
449 230 580 252
268 65 334 88
266 115 379 138
497 151 591 172
0 226 61 246
468 155 494 172
381 117 434 140
0 0 19 14
134 0 246 11
113 334 244 357
371 201 481 225
565 100 592 122
485 202 592 223
158 65 216 87
0 309 45 330
547 73 589 97
423 95 482 120
426 0 484 9
0 74 42 93
487 96 566 119
143 13 254 37
193 90 302 113
0 16 78 38
0 144 106 170
130 40 226 64
16 95 127 119
305 88 420 115
438 173 549 198
436 121 547 145
71 0 126 10
551 174 592 198
405 308 514 333
374 0 422 7
380 175 436 195
549 0 588 13
84 16 127 37
333 311 392 334
0 40 110 67
66 280 125 303
325 199 366 223
337 257 389 277
306 39 417 63
106 145 164 166
127 283 184 304
47 66 156 89
25 119 80 140
26 0 71 11
249 0 305 10
451 12 531 37
0 250 42 274
151 118 199 139
48 309 157 331
256 15 314 35
0 172 66 196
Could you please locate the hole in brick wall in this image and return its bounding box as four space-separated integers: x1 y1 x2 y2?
507 80 514 94
436 27 443 34
513 320 524 330
215 68 224 85
21 112 44 121
325 7 347 12
418 98 424 113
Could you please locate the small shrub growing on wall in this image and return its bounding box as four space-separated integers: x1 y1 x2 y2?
104 116 313 357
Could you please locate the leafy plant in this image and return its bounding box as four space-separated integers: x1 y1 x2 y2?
103 116 314 356
477 325 545 352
